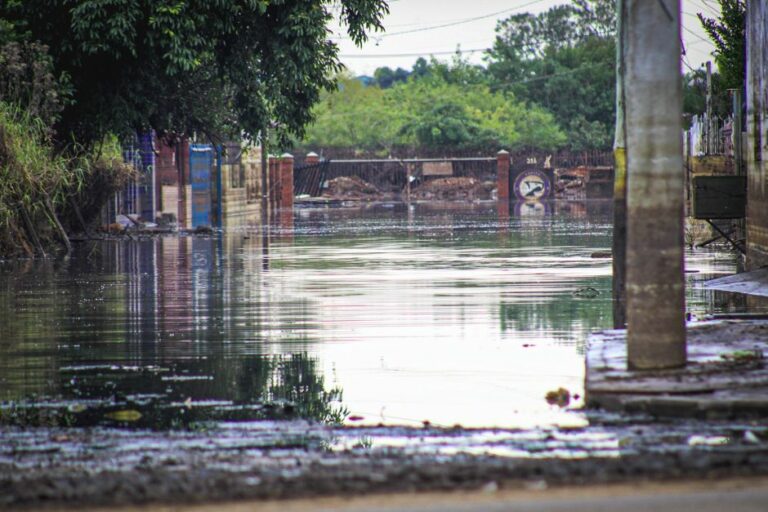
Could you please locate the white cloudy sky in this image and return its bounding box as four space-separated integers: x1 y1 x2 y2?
331 0 719 76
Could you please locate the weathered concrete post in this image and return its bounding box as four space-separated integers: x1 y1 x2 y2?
612 0 628 329
625 0 686 369
705 61 713 155
730 89 744 177
280 153 294 210
745 2 768 269
497 150 510 202
260 131 269 225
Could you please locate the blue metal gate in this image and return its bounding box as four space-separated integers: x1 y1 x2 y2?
190 144 214 228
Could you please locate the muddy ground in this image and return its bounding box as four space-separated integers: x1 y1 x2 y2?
2 412 768 510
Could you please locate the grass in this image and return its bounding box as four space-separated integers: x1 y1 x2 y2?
0 103 136 257
0 101 71 256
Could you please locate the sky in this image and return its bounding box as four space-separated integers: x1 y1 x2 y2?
330 0 719 77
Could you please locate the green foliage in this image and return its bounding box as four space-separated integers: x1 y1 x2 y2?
303 76 404 152
373 66 410 88
302 67 566 153
0 1 389 148
0 102 70 256
0 97 135 257
682 69 732 123
485 0 615 150
698 0 745 90
0 42 71 131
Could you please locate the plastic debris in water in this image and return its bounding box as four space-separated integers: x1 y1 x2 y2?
545 388 571 407
104 410 142 422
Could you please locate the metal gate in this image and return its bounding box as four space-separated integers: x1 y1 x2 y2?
190 144 214 228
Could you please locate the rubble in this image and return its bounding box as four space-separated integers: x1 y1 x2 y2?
410 177 495 201
322 176 382 200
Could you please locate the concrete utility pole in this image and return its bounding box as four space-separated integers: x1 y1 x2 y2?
730 88 744 176
706 61 713 154
260 127 269 225
625 0 686 369
612 0 628 329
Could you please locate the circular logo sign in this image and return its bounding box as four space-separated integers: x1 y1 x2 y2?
513 170 551 201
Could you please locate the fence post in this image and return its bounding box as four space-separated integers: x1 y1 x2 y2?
625 0 686 369
305 151 320 166
497 150 510 202
280 153 294 210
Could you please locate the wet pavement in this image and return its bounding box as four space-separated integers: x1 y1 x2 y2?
2 414 768 508
0 201 763 508
587 320 768 418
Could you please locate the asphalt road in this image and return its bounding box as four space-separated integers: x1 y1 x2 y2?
83 478 768 512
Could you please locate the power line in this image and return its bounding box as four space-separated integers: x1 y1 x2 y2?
340 48 488 59
332 0 549 41
682 24 711 44
688 0 720 17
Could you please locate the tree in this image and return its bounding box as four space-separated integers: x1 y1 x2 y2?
0 1 388 149
485 0 616 150
373 66 410 88
415 54 488 86
0 42 71 131
301 66 566 153
698 0 745 90
302 74 404 153
682 69 732 122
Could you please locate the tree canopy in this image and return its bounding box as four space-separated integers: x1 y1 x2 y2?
698 0 745 90
485 0 615 151
302 59 566 155
0 0 389 148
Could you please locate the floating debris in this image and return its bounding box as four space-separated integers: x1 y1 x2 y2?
104 410 142 422
545 388 571 408
572 286 600 298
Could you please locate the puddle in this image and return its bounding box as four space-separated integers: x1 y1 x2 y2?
0 201 740 429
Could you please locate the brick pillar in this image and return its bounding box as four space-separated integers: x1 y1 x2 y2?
497 150 510 202
305 151 320 165
280 153 294 210
178 137 190 229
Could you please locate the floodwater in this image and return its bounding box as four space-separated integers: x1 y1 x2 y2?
0 201 740 431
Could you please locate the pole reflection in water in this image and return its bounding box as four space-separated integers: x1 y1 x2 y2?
0 202 741 429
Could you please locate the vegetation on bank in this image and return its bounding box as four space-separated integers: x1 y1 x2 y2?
0 40 135 258
0 101 135 258
0 102 69 257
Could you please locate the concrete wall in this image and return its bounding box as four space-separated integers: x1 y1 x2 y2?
746 2 768 268
218 144 263 226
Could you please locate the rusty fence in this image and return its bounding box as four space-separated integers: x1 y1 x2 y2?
293 157 498 197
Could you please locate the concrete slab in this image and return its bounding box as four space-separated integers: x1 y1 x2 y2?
704 268 768 297
586 320 768 418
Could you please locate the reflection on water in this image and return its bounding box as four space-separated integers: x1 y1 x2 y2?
0 201 740 428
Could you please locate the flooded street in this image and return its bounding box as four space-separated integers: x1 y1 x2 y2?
4 201 766 509
0 201 740 430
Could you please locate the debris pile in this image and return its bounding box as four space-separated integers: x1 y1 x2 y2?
410 177 495 201
323 176 381 200
554 167 589 196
